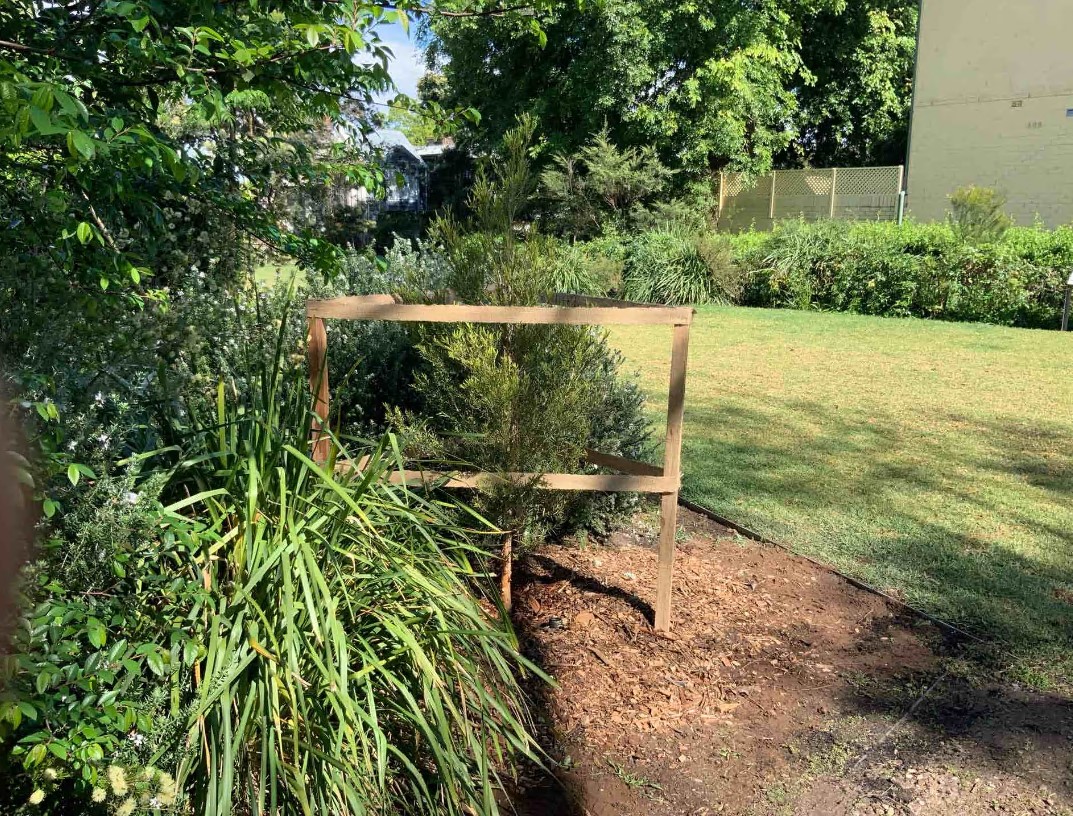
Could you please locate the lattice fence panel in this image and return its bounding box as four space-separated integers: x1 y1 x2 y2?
718 165 903 231
832 166 903 221
773 170 834 220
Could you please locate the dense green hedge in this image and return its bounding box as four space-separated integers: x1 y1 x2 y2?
733 220 1073 328
574 220 1073 328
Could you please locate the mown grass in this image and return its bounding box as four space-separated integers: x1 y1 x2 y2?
609 306 1073 691
253 261 304 287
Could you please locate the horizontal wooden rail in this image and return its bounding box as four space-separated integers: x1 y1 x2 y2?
307 298 694 326
584 449 664 477
337 461 675 493
549 292 670 310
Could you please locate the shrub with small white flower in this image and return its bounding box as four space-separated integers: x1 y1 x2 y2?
89 765 178 814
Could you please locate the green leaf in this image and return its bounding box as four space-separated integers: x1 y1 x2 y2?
34 671 51 695
47 742 68 761
76 221 92 244
5 705 21 729
67 464 80 486
42 499 58 519
530 19 547 48
145 650 164 677
305 26 320 47
87 618 106 649
30 85 54 112
53 90 86 121
26 743 47 767
30 106 64 136
67 130 96 160
131 15 150 32
44 190 68 213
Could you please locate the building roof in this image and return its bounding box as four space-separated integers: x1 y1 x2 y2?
414 143 447 158
368 129 425 165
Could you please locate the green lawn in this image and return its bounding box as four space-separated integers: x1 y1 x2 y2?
609 306 1073 690
254 261 304 288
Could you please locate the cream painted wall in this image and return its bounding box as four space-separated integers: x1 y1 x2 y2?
906 0 1073 225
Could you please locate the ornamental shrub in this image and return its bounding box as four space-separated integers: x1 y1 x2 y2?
948 185 1014 244
2 303 544 816
392 117 654 545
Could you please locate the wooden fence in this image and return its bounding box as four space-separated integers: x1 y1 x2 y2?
717 165 904 232
306 292 695 633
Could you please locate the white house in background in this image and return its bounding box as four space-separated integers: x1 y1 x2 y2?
906 0 1073 226
346 130 428 214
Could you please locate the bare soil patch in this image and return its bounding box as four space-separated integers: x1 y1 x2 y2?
510 508 1073 815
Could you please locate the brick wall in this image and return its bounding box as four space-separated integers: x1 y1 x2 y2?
907 0 1073 226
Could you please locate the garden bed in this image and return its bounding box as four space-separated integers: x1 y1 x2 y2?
510 507 1073 815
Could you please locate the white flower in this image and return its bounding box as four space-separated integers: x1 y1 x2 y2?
66 440 77 451
28 789 44 805
149 797 162 809
108 765 128 796
123 492 140 505
94 392 105 406
97 433 110 447
91 787 107 803
157 772 177 805
128 732 144 747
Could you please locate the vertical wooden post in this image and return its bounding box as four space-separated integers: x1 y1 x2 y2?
500 532 513 614
717 171 725 223
1062 271 1073 332
307 315 331 464
829 167 838 219
655 322 691 633
768 170 777 221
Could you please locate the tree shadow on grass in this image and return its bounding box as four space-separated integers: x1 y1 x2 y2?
678 397 1073 688
825 650 1073 805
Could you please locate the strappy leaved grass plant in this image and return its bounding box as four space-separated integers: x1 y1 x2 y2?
157 313 544 816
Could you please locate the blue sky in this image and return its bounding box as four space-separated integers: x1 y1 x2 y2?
377 20 425 99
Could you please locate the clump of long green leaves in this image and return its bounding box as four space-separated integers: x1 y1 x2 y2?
622 229 736 305
160 316 542 815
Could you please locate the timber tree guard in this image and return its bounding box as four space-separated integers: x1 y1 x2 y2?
306 293 694 632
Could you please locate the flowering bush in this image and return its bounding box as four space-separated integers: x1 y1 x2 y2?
0 469 205 814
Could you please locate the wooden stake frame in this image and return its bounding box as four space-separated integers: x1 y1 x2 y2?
306 293 693 632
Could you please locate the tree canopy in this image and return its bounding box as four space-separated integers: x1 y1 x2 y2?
427 0 918 177
0 0 532 350
783 0 918 168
